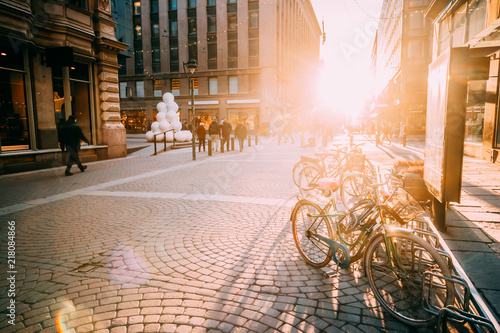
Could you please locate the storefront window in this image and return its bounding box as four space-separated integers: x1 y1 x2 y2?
70 63 91 143
465 80 486 143
228 110 258 130
0 69 29 151
122 110 147 131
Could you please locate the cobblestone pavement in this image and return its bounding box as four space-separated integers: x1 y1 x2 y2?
0 135 468 332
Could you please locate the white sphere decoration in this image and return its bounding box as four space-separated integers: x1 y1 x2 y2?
174 131 186 142
171 120 182 132
151 121 160 132
145 131 154 142
155 133 164 142
165 131 174 142
166 101 179 112
157 111 167 122
183 130 193 142
166 111 178 122
162 92 174 103
159 120 171 132
157 102 167 112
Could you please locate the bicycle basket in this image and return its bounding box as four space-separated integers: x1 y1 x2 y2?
385 187 425 224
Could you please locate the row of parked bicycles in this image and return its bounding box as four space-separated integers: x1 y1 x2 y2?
289 143 497 331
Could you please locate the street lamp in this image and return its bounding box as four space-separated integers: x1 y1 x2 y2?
183 59 198 161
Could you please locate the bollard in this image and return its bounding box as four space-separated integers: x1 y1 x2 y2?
350 134 353 147
375 134 380 147
208 139 212 156
154 135 157 155
221 139 224 153
402 133 407 147
231 137 235 151
255 135 258 145
248 136 251 147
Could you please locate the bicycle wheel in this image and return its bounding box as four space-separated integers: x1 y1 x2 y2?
340 174 371 210
336 199 375 262
298 165 323 197
291 199 334 267
324 152 343 178
364 231 454 327
292 160 309 187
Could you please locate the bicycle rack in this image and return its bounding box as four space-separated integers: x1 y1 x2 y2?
437 306 496 333
416 216 500 332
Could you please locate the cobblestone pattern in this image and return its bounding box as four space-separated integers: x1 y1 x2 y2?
0 193 421 332
0 137 440 332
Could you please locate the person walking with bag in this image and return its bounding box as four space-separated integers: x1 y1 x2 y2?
62 115 89 176
235 120 247 152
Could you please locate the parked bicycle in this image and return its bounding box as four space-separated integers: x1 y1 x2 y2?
290 171 454 327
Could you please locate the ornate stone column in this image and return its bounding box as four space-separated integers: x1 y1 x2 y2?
93 0 128 159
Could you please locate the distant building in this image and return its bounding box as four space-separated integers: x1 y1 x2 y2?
113 0 321 133
0 0 127 173
371 0 433 134
425 0 500 161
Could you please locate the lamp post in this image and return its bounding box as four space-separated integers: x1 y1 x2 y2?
183 59 198 161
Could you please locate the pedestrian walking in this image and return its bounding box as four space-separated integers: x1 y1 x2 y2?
283 120 294 144
197 122 206 152
208 117 221 151
399 122 406 138
62 115 89 176
235 120 247 152
222 118 232 151
380 121 392 144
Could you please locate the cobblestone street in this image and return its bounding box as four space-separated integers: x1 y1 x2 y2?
0 135 486 332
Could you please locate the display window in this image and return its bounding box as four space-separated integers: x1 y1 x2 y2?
0 47 29 151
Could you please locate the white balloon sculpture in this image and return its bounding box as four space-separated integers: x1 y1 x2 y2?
145 92 191 143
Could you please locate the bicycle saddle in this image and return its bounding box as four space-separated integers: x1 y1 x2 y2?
317 178 340 192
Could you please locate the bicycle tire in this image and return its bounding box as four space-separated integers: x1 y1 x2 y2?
340 174 371 210
298 165 323 197
292 160 310 187
364 231 455 327
291 199 333 267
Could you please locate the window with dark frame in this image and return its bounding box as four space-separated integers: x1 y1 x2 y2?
248 0 259 67
227 3 238 68
169 0 177 11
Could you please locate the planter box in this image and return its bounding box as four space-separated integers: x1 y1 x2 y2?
403 173 432 202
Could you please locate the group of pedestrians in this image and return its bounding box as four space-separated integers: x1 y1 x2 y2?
196 118 248 152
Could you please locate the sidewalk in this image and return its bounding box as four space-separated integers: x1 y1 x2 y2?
446 157 500 322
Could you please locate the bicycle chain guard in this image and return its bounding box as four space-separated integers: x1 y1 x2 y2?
311 233 351 268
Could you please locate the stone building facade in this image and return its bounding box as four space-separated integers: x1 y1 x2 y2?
114 0 321 134
0 0 127 173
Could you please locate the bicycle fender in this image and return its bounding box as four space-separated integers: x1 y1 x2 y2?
312 233 351 268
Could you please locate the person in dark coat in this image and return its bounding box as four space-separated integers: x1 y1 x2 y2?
221 118 232 151
208 117 221 151
235 120 247 152
63 115 90 176
197 122 206 152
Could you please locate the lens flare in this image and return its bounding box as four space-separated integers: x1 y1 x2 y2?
55 301 76 333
